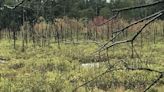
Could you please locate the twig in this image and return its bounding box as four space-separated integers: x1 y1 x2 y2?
94 12 119 26
73 63 117 92
126 67 163 74
144 74 163 92
113 10 164 34
126 66 164 92
112 0 164 12
131 13 163 41
73 70 108 92
3 0 27 10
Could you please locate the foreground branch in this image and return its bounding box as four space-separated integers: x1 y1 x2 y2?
113 10 164 34
126 67 164 92
127 67 163 74
107 12 162 50
88 1 164 92
144 74 163 92
73 64 117 92
3 0 27 10
131 13 163 41
112 0 164 12
94 10 163 53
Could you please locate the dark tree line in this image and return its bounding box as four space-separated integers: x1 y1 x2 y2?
0 0 163 28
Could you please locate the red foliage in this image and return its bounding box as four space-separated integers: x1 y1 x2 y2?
89 16 109 26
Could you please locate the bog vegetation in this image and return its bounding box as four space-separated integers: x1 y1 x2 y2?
0 0 164 92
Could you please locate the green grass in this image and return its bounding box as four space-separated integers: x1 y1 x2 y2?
0 39 163 92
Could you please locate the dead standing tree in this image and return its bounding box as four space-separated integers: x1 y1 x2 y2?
73 0 164 92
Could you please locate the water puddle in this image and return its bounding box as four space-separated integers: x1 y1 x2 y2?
81 62 103 68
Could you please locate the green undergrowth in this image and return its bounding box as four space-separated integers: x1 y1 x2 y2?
0 40 163 92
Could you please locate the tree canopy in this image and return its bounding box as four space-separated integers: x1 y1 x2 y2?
0 0 163 30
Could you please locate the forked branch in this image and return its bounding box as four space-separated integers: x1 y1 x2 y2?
94 10 163 53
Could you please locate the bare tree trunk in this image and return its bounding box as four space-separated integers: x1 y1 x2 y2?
32 28 36 47
60 24 64 42
25 29 28 47
87 27 89 40
47 27 51 47
107 23 110 40
9 29 12 42
56 27 60 49
76 20 79 42
140 32 143 48
131 41 134 58
13 31 16 49
96 27 98 41
153 26 156 44
0 30 2 40
64 24 67 42
21 25 25 52
163 23 164 37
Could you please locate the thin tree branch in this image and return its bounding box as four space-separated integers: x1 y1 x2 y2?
106 13 162 51
94 12 119 26
113 10 164 34
73 63 117 92
89 1 164 92
106 39 131 49
126 67 163 74
144 74 163 92
131 13 163 41
112 0 164 12
73 70 108 92
3 0 27 10
93 10 163 54
126 66 164 92
94 11 163 54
